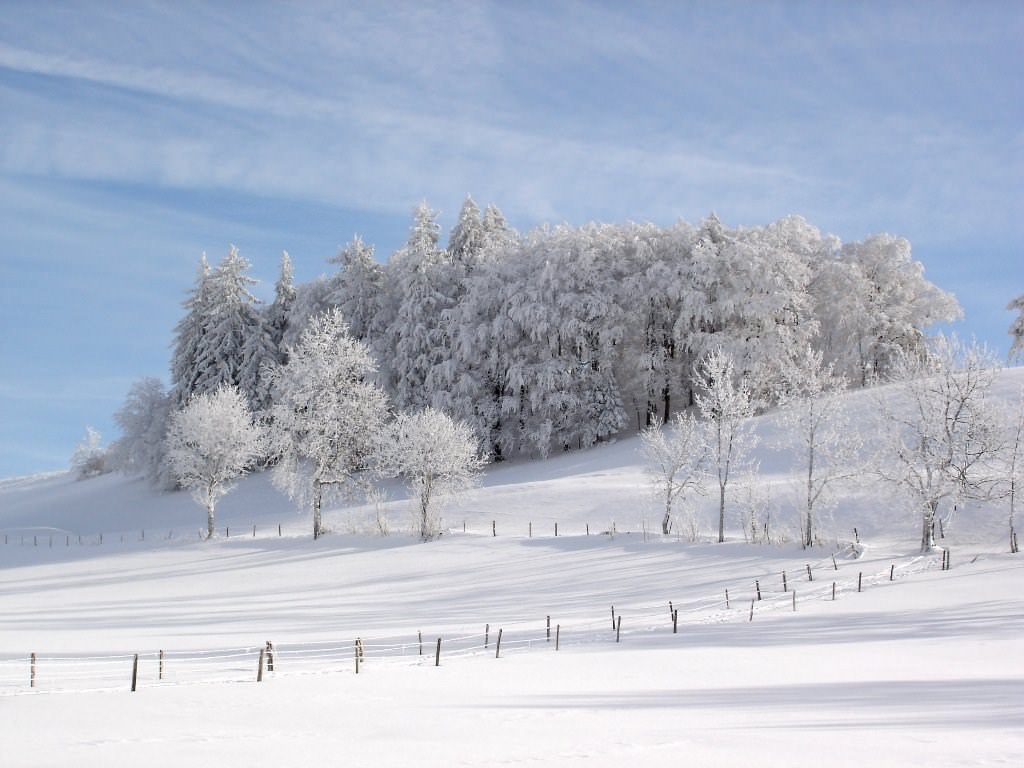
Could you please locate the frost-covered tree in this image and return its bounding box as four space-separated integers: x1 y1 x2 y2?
109 377 175 489
170 254 212 408
640 413 707 535
997 387 1023 553
377 408 487 541
379 202 456 412
269 308 388 539
280 275 335 351
874 334 1003 551
1008 294 1024 363
823 235 961 385
70 427 108 480
694 347 759 543
165 384 264 539
327 236 384 343
777 347 860 548
447 195 486 270
170 247 268 410
266 251 296 358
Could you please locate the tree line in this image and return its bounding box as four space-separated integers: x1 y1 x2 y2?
84 197 1023 549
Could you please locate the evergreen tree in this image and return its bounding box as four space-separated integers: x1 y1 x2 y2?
327 236 384 343
170 254 212 408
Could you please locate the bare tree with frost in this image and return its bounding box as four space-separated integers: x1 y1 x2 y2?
874 334 1002 552
996 386 1024 552
640 412 707 535
165 384 264 539
694 347 759 543
1009 294 1024 363
377 408 487 541
777 347 861 548
268 308 388 539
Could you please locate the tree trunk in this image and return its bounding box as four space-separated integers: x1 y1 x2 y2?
206 502 215 540
921 500 937 552
804 447 815 549
312 479 322 540
718 484 726 543
662 486 672 535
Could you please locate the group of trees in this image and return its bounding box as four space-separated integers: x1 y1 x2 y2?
642 335 1022 553
96 195 1022 548
161 309 486 541
155 201 961 467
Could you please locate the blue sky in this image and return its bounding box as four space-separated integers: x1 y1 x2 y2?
1 0 1021 478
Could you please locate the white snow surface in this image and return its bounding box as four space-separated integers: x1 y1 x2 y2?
2 370 1023 766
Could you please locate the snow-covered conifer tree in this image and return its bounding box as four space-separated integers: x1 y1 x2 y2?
777 347 860 547
268 308 388 539
170 254 212 408
640 413 707 535
266 251 296 358
380 202 456 412
694 347 759 543
377 407 487 541
327 236 384 343
447 195 486 270
165 384 264 539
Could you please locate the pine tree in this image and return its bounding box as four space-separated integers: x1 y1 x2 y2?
170 254 212 408
327 236 384 343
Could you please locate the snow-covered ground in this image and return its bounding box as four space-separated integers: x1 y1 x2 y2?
2 371 1023 766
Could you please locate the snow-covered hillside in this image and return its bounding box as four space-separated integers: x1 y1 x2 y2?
2 370 1022 766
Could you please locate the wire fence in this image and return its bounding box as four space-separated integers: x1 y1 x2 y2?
0 547 945 696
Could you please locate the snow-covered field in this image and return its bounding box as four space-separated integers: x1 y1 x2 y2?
2 372 1023 766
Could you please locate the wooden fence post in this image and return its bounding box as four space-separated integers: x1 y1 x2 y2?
546 615 551 642
672 609 678 634
30 652 36 688
266 641 274 672
858 572 863 592
725 589 730 609
554 522 558 537
749 599 755 622
159 649 165 680
556 624 561 650
806 564 813 581
616 615 622 643
782 571 787 592
890 564 895 581
755 580 761 600
131 653 139 692
418 631 423 656
355 639 360 674
792 590 796 612
495 629 503 658
832 554 838 571
832 582 836 601
257 647 264 682
492 520 496 537
611 606 616 630
434 638 441 667
485 624 489 648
